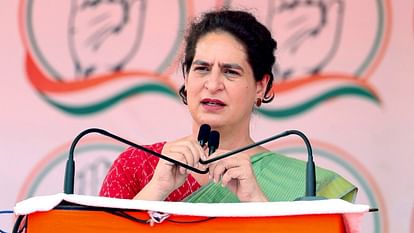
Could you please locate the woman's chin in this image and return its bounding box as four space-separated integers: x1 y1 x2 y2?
196 118 227 129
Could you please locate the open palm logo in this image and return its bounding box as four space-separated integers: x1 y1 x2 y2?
19 0 183 115
68 0 146 77
267 0 344 78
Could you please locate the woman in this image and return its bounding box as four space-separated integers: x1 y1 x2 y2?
100 9 357 203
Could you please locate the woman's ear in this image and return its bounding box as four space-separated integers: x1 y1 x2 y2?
256 74 270 97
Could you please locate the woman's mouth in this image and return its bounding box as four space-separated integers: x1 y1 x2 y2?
201 98 226 110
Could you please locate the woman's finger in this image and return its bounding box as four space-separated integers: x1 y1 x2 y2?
221 167 244 187
210 159 238 183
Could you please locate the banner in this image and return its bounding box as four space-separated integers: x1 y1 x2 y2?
1 1 413 232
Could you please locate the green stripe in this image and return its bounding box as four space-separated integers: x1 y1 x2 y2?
258 85 380 118
39 83 178 115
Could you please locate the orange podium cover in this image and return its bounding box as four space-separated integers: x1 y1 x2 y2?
14 193 369 233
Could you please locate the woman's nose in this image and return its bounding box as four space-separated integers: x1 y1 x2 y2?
204 69 224 92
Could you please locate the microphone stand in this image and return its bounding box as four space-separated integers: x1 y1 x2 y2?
64 128 323 200
64 128 209 194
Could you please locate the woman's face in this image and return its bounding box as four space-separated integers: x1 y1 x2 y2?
185 31 268 131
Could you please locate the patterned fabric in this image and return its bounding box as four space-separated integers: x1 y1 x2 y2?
185 152 357 203
99 142 201 201
100 143 357 203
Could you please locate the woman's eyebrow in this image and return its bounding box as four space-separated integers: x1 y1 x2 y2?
192 60 244 72
219 62 244 72
193 60 212 66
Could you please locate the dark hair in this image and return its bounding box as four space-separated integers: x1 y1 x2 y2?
179 9 277 104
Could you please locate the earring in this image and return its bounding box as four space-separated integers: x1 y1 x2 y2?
255 98 262 107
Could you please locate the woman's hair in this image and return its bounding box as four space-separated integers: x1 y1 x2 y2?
179 9 277 104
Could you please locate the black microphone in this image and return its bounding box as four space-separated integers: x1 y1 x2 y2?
208 130 220 155
63 128 211 194
197 124 211 147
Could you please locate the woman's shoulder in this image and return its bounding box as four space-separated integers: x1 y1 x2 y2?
122 141 166 155
251 151 306 170
115 141 167 165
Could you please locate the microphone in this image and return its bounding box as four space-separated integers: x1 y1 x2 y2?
208 130 220 155
197 124 220 155
197 124 211 147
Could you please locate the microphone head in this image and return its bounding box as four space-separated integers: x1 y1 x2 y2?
197 124 211 147
208 130 220 155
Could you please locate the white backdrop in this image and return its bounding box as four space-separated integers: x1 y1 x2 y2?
1 1 413 232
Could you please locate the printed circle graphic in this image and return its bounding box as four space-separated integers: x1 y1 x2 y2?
16 141 126 201
267 140 388 233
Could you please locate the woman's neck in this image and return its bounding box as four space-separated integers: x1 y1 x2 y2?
217 127 253 150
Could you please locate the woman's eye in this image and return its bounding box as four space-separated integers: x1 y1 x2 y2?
224 69 240 76
193 66 209 72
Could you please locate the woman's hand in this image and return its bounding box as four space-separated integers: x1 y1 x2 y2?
136 138 206 201
208 149 268 202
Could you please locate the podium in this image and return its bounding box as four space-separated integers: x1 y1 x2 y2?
14 193 369 233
